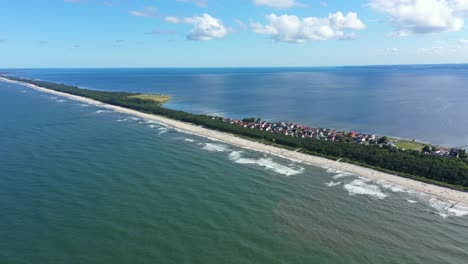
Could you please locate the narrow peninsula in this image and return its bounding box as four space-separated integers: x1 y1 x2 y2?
1 76 467 204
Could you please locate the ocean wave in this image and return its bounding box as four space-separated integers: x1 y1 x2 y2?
202 143 230 152
116 118 128 122
343 179 388 199
96 110 112 114
406 199 418 204
428 199 468 218
80 104 89 107
158 127 169 135
184 138 195 142
325 181 342 187
56 99 66 103
376 180 408 193
323 166 354 179
228 151 304 176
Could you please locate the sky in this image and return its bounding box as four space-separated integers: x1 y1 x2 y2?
1 0 468 68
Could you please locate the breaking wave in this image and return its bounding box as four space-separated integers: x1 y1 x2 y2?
158 127 169 135
376 180 408 193
184 138 195 142
343 179 388 199
228 151 304 176
96 110 112 114
202 143 230 152
325 181 342 187
428 199 468 218
323 167 354 179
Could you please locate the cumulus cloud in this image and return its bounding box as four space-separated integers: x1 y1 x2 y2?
253 0 299 9
369 0 468 36
450 0 468 16
251 12 365 43
129 7 159 18
165 14 227 40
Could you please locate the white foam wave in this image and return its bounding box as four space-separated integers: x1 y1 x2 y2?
148 124 158 128
157 127 169 135
202 143 230 152
325 181 342 187
116 118 128 122
80 104 89 107
333 172 353 179
228 151 304 176
130 117 140 121
428 199 468 218
323 166 353 179
184 138 195 142
406 199 418 204
377 180 408 193
343 179 388 199
96 110 112 114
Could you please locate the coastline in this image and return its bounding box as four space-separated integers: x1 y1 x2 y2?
2 77 468 205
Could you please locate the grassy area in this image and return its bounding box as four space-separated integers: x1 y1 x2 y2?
128 94 170 104
394 140 426 151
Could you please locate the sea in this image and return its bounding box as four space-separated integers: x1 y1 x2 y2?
1 66 468 264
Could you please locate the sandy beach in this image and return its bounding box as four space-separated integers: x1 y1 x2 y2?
2 76 468 205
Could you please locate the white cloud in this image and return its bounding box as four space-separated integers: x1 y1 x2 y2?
176 0 208 8
253 0 298 9
251 12 365 43
165 16 182 23
165 14 227 41
450 0 468 16
369 0 467 36
129 7 159 18
385 47 399 54
459 39 468 45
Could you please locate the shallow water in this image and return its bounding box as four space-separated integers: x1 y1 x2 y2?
1 81 468 263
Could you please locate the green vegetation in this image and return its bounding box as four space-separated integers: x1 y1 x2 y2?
7 77 169 108
6 76 468 191
127 94 170 104
394 139 426 151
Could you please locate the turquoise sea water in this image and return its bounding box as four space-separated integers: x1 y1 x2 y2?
1 80 468 263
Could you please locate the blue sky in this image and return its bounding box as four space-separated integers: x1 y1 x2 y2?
1 0 468 67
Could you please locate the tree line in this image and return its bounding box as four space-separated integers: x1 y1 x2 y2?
8 76 468 191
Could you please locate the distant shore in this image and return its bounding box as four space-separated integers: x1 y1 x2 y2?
1 76 468 205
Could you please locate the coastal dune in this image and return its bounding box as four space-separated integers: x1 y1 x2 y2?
2 77 468 205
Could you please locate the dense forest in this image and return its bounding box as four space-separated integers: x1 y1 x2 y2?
6 76 468 191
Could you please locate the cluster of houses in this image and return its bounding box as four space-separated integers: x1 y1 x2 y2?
222 118 379 144
221 117 467 159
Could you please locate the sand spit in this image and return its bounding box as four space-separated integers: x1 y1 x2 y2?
2 77 467 205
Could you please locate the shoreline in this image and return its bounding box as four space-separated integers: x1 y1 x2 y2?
2 77 468 205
